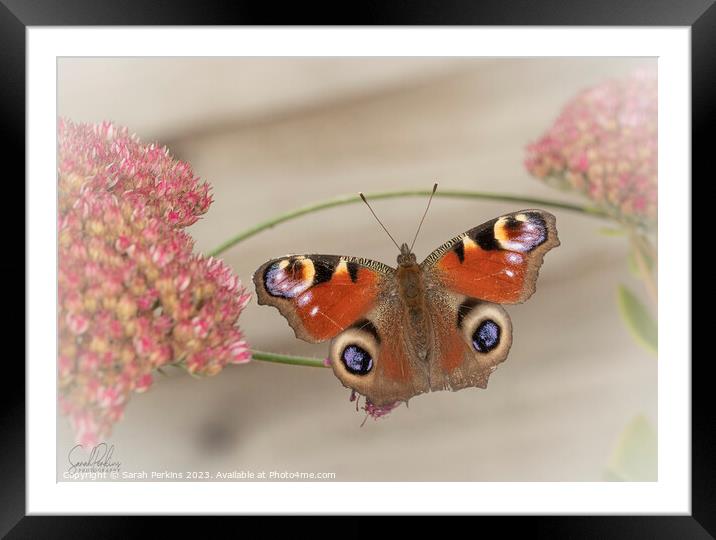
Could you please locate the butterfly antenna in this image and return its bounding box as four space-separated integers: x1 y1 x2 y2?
359 192 402 251
409 183 438 252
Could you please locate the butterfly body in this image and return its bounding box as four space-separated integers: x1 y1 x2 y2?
395 249 432 363
254 209 559 407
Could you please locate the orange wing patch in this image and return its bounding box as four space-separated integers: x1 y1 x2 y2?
436 317 470 373
295 265 380 341
435 239 528 303
254 255 390 343
379 331 414 383
423 210 559 305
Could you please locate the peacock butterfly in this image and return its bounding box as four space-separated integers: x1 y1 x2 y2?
253 185 560 406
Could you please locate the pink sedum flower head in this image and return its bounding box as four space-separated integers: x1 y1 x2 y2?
58 119 251 447
525 67 657 229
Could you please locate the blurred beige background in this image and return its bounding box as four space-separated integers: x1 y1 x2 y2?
57 57 656 481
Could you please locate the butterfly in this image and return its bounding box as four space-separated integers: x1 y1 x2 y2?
253 185 560 407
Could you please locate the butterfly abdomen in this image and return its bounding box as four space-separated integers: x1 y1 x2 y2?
396 263 433 362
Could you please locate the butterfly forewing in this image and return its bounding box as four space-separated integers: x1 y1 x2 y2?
421 209 560 304
253 254 391 342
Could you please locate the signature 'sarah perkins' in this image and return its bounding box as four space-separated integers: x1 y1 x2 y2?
67 443 121 473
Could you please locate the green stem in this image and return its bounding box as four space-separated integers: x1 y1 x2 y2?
251 350 329 368
208 189 606 257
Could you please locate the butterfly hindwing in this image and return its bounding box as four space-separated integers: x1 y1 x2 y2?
327 287 515 406
426 290 513 393
253 255 392 343
421 209 560 304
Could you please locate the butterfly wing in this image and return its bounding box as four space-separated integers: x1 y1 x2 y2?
254 255 393 342
421 209 560 304
425 290 513 393
254 254 430 405
421 209 559 391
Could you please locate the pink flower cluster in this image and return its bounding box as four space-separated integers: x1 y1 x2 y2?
525 67 657 227
58 119 251 447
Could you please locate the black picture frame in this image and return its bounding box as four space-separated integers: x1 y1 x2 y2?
5 0 708 536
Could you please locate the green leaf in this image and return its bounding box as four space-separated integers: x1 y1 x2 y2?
605 415 657 481
617 284 658 354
